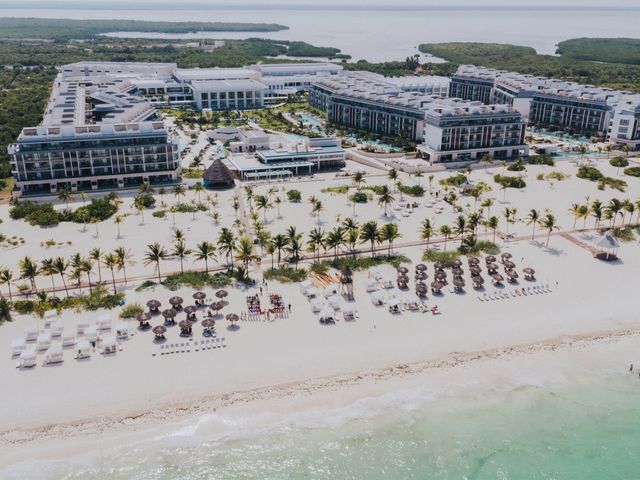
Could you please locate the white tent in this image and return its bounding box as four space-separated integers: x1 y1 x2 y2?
24 324 38 342
43 344 63 365
371 291 385 305
299 279 313 293
310 297 324 312
61 331 76 347
365 278 379 292
36 332 52 351
327 295 341 310
76 318 90 335
97 314 112 330
75 340 91 359
10 338 26 356
319 306 334 322
17 348 37 368
102 335 117 354
115 322 129 339
593 230 621 259
84 326 99 343
324 284 339 298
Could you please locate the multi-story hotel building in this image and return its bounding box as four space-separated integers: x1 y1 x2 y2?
610 96 640 149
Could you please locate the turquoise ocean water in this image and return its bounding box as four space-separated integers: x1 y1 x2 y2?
4 373 640 480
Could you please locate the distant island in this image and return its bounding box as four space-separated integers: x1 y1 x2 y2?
0 18 288 42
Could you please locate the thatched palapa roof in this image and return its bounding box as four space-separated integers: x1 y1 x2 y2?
203 159 235 190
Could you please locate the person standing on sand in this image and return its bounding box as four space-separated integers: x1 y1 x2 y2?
630 364 634 373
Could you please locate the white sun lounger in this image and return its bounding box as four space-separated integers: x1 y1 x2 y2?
10 338 26 356
37 332 52 351
24 324 38 342
49 319 63 337
61 331 76 347
43 344 64 365
17 348 37 368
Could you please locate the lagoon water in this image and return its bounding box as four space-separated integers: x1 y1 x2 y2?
4 372 640 479
1 3 640 61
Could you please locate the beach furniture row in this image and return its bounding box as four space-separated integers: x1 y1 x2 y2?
155 337 226 356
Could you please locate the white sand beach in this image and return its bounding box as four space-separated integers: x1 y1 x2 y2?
0 156 639 470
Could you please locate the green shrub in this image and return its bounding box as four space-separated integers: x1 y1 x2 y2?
624 166 640 177
10 201 59 226
506 160 526 172
162 271 231 291
458 237 501 255
263 266 308 283
73 196 118 222
119 302 144 319
349 191 369 203
604 177 627 192
494 174 526 189
527 155 555 166
398 184 425 196
152 210 167 218
173 202 207 213
135 280 157 292
133 192 156 209
364 184 387 195
323 254 410 272
576 165 604 181
440 173 468 187
612 227 636 242
609 157 629 168
287 189 302 202
321 185 349 194
546 171 571 181
422 249 460 267
0 298 11 322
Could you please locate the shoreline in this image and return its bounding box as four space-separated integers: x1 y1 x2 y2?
2 325 638 468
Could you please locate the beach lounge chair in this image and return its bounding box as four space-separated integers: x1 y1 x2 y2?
221 337 226 347
76 318 90 335
370 291 385 306
327 295 341 310
43 309 58 328
37 332 52 351
299 279 313 294
365 278 379 292
310 297 324 312
324 284 339 298
75 340 91 359
101 335 117 355
342 305 356 321
387 297 402 313
381 275 395 289
43 344 64 365
17 348 37 368
115 322 129 339
10 338 26 357
61 331 76 347
96 314 112 331
24 324 38 342
49 319 63 337
85 326 99 343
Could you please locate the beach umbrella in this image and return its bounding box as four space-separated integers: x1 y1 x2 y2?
201 318 215 329
503 260 516 270
136 312 151 322
169 296 184 307
396 266 409 274
453 278 465 288
430 281 444 291
468 256 480 265
226 313 239 327
452 267 464 277
415 263 427 272
485 255 496 263
415 272 427 281
216 290 229 299
152 325 166 336
501 252 513 260
210 301 224 312
470 266 482 275
146 299 161 311
435 271 447 281
472 275 485 286
193 291 206 301
452 259 462 268
416 283 428 295
523 267 536 278
178 319 193 329
433 262 445 271
506 270 519 279
162 308 177 319
491 273 504 283
184 305 197 315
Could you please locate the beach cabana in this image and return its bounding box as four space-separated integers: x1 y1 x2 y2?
76 318 90 335
75 340 91 360
101 336 117 354
342 305 357 321
327 295 341 310
24 324 38 342
593 230 620 261
402 293 420 310
371 291 385 306
324 284 339 298
310 297 324 312
17 348 37 368
319 306 335 324
96 314 111 331
10 338 26 357
85 326 99 343
44 344 63 365
115 322 129 339
305 287 319 299
388 296 402 313
365 278 379 292
61 331 76 347
37 332 52 351
381 274 395 289
299 279 313 294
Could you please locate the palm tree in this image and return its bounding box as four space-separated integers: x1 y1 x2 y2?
377 185 395 217
81 259 94 293
57 187 74 209
256 229 271 256
172 184 186 204
114 247 134 284
481 198 494 219
144 243 168 283
158 187 167 205
285 236 303 269
52 257 69 297
360 221 381 257
217 228 236 267
568 203 581 229
591 200 603 228
134 198 147 225
439 225 452 251
244 186 254 208
486 216 499 243
481 153 494 172
274 196 282 217
254 195 271 222
272 234 289 265
380 222 400 255
79 192 87 206
102 253 119 294
606 198 623 228
307 228 326 262
89 248 103 283
235 236 255 269
172 240 192 274
428 175 435 195
192 182 204 202
413 171 423 186
503 208 517 234
311 200 325 223
577 144 589 164
454 215 467 246
352 171 365 190
266 241 277 269
41 258 56 290
325 227 345 260
622 144 632 158
19 256 39 293
193 241 216 273
113 214 125 238
0 269 14 301
139 181 154 196
286 225 302 243
540 213 559 247
622 199 634 227
420 218 434 246
387 168 398 192
91 217 100 237
526 209 540 240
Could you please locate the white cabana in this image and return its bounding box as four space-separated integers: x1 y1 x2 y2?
24 324 38 342
327 295 341 310
324 284 339 298
371 291 385 306
402 292 420 310
342 305 357 321
299 279 313 293
84 326 99 343
10 338 26 356
381 274 395 289
371 269 383 281
593 230 621 259
115 322 129 339
319 306 335 323
61 331 76 347
49 319 63 337
43 310 58 328
75 340 91 359
43 344 63 365
76 318 90 335
387 296 403 313
101 335 117 354
36 332 52 351
96 314 112 330
17 348 37 368
305 287 319 299
365 278 379 292
310 297 324 312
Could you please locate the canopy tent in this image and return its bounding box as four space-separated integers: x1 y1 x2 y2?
593 230 621 260
299 279 313 293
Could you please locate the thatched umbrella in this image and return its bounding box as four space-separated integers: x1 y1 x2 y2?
453 277 465 290
470 265 482 276
162 308 177 323
506 269 519 277
491 273 504 284
503 260 516 270
210 301 224 312
468 256 480 265
471 275 485 286
501 252 513 261
415 263 427 272
485 255 497 263
435 271 447 281
169 296 184 309
431 281 444 293
226 313 239 328
179 319 193 336
487 263 499 273
136 312 152 329
523 267 536 280
434 262 445 271
184 305 198 320
452 259 462 268
415 271 428 281
146 299 161 313
215 290 229 300
416 282 428 296
452 267 464 277
193 291 207 306
201 318 215 329
396 266 409 275
152 325 166 338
